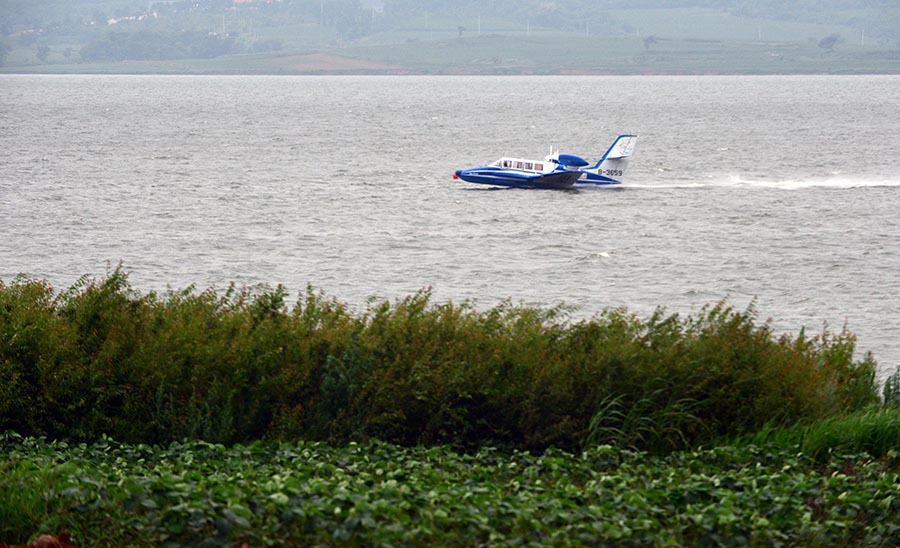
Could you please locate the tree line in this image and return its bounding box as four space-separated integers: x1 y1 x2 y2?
79 30 239 62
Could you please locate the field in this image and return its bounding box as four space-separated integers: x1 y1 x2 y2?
4 433 900 547
4 6 899 75
3 270 900 545
7 34 900 75
337 33 900 75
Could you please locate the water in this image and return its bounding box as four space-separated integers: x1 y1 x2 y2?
2 74 899 374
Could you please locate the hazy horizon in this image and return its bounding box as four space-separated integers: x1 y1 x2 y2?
2 0 898 74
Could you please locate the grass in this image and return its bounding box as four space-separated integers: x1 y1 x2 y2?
337 33 900 74
7 36 897 75
8 35 896 75
611 8 856 43
738 405 900 462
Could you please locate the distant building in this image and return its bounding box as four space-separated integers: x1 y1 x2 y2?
107 13 155 25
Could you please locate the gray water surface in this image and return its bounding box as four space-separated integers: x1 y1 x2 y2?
2 75 899 372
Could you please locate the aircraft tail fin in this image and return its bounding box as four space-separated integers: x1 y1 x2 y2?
576 135 637 184
591 134 638 172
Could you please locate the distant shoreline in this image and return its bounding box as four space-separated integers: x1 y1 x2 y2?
4 40 900 77
4 68 900 76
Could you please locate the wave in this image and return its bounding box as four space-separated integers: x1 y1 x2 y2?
630 176 900 190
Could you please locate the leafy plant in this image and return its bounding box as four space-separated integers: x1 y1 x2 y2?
3 434 900 547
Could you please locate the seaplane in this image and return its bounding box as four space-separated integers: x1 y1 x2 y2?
453 134 637 189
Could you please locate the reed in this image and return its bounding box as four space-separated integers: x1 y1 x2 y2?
0 269 880 453
739 405 900 461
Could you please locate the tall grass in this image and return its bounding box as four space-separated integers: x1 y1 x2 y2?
738 405 900 461
0 269 880 453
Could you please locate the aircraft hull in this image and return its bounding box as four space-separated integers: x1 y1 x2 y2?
453 168 584 189
575 175 622 186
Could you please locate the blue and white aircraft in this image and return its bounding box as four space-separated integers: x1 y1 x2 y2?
453 134 637 189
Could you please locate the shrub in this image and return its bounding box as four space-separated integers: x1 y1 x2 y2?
0 272 882 453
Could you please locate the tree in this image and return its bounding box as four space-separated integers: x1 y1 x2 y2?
36 44 50 63
81 30 240 62
644 35 657 50
251 39 283 53
818 33 843 51
17 31 38 47
0 42 10 66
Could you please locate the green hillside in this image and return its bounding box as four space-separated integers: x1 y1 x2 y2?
1 1 898 74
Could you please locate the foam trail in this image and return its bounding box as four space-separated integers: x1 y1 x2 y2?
629 177 900 190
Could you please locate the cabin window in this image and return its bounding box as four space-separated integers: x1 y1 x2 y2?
535 163 543 171
516 161 523 169
502 161 509 168
525 163 533 170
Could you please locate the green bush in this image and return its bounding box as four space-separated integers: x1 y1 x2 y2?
0 270 881 453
